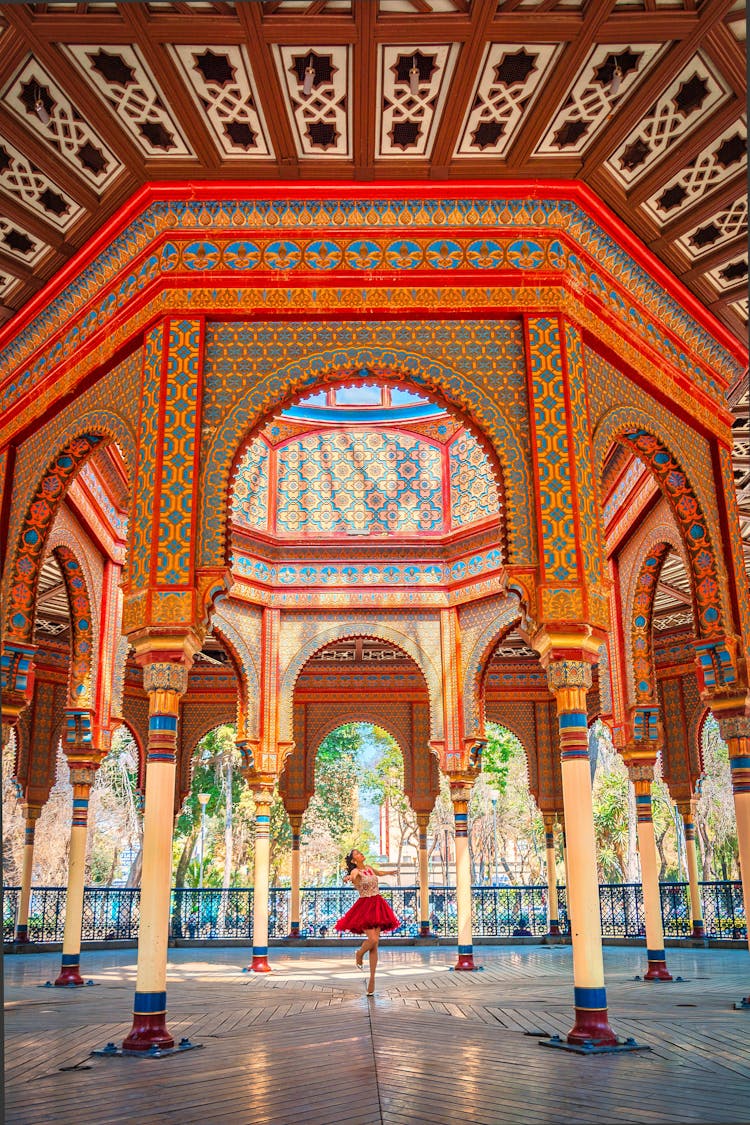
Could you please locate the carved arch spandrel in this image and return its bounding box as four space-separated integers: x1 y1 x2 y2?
277 615 444 746
458 592 524 739
211 599 262 742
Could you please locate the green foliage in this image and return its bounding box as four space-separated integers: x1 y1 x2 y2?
310 723 362 845
482 723 517 793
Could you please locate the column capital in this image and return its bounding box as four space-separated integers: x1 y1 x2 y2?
626 762 655 785
287 812 303 835
717 712 750 745
416 811 431 831
142 661 190 696
545 659 593 694
676 799 697 820
448 771 477 804
542 812 556 832
69 766 98 789
246 771 277 807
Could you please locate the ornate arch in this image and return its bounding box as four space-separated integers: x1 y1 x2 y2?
4 413 133 647
303 709 412 797
199 346 534 571
211 600 260 741
460 592 523 739
594 407 727 642
53 546 96 710
278 620 442 746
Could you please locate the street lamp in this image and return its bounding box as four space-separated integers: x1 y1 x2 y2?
198 793 210 889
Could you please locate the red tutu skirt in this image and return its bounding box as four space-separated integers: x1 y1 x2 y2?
335 894 400 935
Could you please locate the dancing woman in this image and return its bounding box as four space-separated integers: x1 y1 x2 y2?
335 849 400 996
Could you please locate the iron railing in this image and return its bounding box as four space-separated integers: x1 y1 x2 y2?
3 881 746 944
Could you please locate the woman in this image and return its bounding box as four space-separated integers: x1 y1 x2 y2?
335 849 400 996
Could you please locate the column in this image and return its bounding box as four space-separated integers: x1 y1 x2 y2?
559 813 572 933
717 713 750 1005
627 760 672 980
451 780 477 970
123 661 187 1052
54 770 95 985
548 661 616 1045
543 814 560 937
15 805 42 943
417 812 431 938
288 813 302 939
248 780 274 972
677 799 705 940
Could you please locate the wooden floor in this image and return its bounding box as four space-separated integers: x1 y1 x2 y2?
5 944 750 1124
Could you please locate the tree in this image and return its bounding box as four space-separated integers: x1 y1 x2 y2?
696 716 738 880
361 727 417 884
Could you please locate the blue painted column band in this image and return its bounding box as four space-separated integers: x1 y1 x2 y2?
149 714 178 732
253 946 268 956
647 949 666 961
61 953 80 967
457 944 473 955
133 990 167 1014
574 986 607 1009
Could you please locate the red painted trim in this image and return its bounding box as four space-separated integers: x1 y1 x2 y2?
95 557 113 726
610 554 630 726
1 179 742 361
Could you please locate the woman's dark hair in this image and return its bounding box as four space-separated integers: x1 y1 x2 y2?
344 850 358 875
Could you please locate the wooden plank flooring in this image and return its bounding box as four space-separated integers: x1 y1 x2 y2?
5 945 750 1124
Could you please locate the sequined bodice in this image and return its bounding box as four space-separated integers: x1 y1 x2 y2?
356 867 378 898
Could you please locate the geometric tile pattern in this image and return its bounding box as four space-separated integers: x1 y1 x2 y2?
659 672 704 801
536 42 665 158
623 429 724 642
606 54 730 188
449 431 500 528
63 44 193 158
457 43 560 158
231 438 270 530
54 545 95 710
1 56 124 192
643 119 747 226
4 434 103 644
676 195 747 263
0 134 85 231
130 326 162 590
377 44 459 159
631 543 671 707
527 317 576 583
272 45 352 158
274 429 443 536
201 320 532 569
157 320 203 584
168 44 274 159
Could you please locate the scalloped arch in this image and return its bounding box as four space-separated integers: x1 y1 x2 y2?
278 621 443 746
211 603 260 742
462 594 524 738
593 406 727 642
198 346 533 571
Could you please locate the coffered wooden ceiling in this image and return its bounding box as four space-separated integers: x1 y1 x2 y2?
0 0 746 343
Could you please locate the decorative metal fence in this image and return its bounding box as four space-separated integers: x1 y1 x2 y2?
3 881 745 944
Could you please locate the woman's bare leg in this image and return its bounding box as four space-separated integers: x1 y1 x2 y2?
366 929 379 993
355 938 369 968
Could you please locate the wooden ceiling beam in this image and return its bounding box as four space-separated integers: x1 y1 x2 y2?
710 284 749 308
703 21 747 95
581 0 739 175
430 0 499 171
237 1 299 167
653 171 747 241
600 11 700 38
0 250 34 283
504 0 618 167
0 192 67 250
680 235 748 282
488 12 581 39
116 2 221 169
7 13 131 43
352 0 377 178
0 106 100 211
627 97 745 207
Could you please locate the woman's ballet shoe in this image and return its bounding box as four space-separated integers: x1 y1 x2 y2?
355 954 364 970
366 990 375 997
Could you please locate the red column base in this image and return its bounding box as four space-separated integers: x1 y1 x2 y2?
419 924 432 938
54 966 84 987
691 923 706 939
568 1008 618 1047
250 954 272 972
122 1014 175 1053
547 923 561 936
644 962 673 981
14 931 30 944
454 953 478 970
288 926 300 939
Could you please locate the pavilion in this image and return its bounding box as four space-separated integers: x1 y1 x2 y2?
0 0 748 1080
